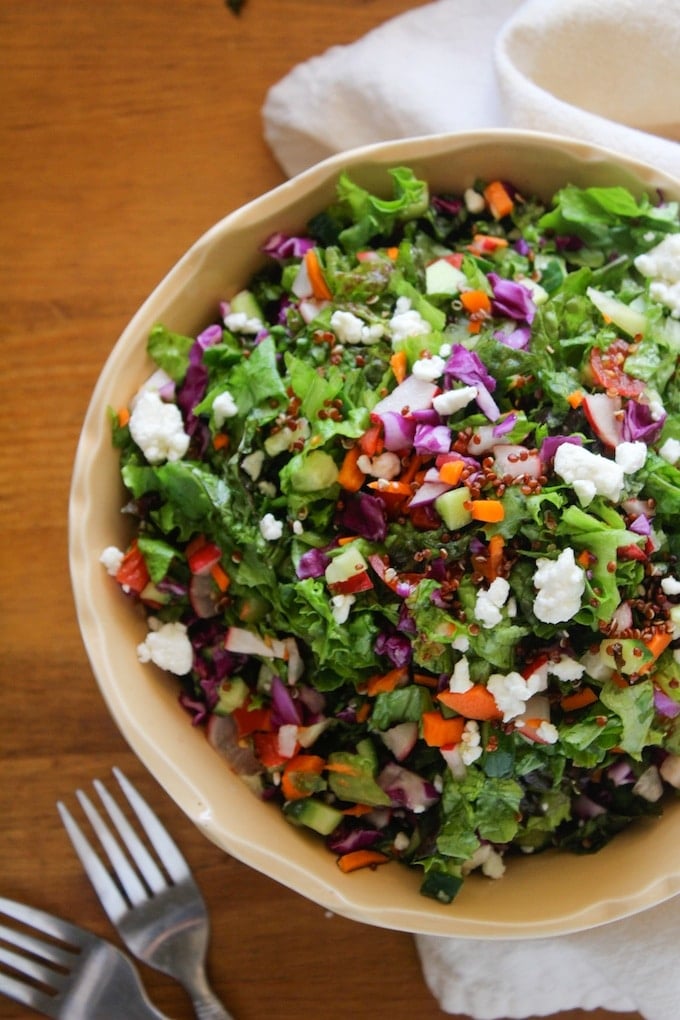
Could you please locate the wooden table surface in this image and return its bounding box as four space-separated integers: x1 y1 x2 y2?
1 3 643 1018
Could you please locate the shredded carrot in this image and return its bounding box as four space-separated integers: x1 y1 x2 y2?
355 702 371 724
560 688 598 712
413 672 439 689
389 349 408 384
337 535 359 546
210 563 230 592
336 849 390 873
438 459 464 486
460 290 492 315
398 454 425 487
212 432 229 450
281 754 326 801
342 803 374 817
117 406 130 427
468 499 505 523
487 533 505 581
366 665 409 697
437 685 503 721
567 390 585 409
304 248 333 301
639 629 673 672
467 234 510 256
422 711 465 748
338 445 365 492
483 180 514 220
385 246 399 260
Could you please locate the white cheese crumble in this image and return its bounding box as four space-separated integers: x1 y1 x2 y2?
615 440 647 474
137 620 193 675
212 389 238 427
449 655 473 693
462 843 506 879
460 720 483 765
463 188 486 214
532 548 585 625
330 593 355 624
259 513 284 541
412 354 446 381
99 545 124 576
660 437 680 464
535 720 559 744
553 442 624 505
388 296 431 342
128 390 190 465
356 451 402 480
662 576 680 595
433 385 478 416
223 310 264 334
241 449 265 480
330 309 384 345
488 670 544 722
474 577 510 629
634 233 680 317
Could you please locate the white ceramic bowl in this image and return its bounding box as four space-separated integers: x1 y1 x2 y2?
70 129 680 938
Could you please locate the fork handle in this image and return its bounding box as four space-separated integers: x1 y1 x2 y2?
186 970 234 1020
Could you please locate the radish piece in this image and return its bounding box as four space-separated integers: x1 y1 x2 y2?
493 444 543 479
225 625 289 659
582 392 623 448
372 375 437 417
380 721 418 761
189 574 220 618
408 480 452 507
206 715 263 777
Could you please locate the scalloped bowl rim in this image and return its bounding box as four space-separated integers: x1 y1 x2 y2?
70 128 680 939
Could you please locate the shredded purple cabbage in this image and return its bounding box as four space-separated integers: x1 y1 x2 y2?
337 492 387 542
489 273 536 323
622 400 666 444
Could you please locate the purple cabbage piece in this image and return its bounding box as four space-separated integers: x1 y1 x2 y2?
555 235 584 252
296 546 332 580
380 410 417 451
494 324 531 350
492 413 517 438
326 824 382 855
444 345 500 421
514 237 532 256
539 434 583 463
176 332 223 457
270 675 302 727
654 688 680 719
337 492 387 542
431 195 463 216
374 631 413 668
488 273 536 323
377 762 440 811
262 232 315 260
629 514 652 536
414 424 451 456
622 400 666 444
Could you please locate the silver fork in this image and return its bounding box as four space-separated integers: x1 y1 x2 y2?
57 767 234 1020
0 895 170 1019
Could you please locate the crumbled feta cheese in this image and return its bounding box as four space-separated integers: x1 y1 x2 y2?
137 620 193 675
412 355 446 381
330 309 384 345
464 188 486 214
259 513 284 541
548 655 586 682
433 385 478 416
292 519 304 535
389 296 431 342
535 720 559 744
460 720 483 765
99 545 124 576
488 670 535 722
212 389 238 427
474 577 510 629
277 723 299 759
330 593 355 624
533 548 585 625
393 831 410 852
449 656 473 693
660 437 680 464
241 449 265 480
615 440 647 474
356 451 402 480
462 843 505 879
634 233 680 317
662 575 680 595
553 442 624 505
452 634 470 652
128 390 190 465
223 310 264 334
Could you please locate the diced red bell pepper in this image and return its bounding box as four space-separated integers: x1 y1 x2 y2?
115 540 150 594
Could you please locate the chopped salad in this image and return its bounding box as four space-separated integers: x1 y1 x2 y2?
103 167 680 903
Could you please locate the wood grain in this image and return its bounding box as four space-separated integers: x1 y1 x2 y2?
0 3 641 1018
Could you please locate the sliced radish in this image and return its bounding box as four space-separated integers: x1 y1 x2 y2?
189 574 221 618
582 392 623 448
380 721 418 761
493 444 543 479
225 625 289 659
372 375 438 417
206 715 263 777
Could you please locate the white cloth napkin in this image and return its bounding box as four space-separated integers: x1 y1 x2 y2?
262 0 680 180
262 3 680 1016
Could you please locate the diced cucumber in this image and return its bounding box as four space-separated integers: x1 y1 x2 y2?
587 287 647 338
324 545 370 587
435 486 472 530
214 676 248 716
425 258 467 296
229 288 264 322
598 637 654 675
289 449 339 492
283 798 343 836
420 869 463 904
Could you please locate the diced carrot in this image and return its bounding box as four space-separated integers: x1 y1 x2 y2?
366 665 410 697
281 754 326 801
639 629 673 673
355 702 371 724
336 849 390 873
438 460 464 486
567 390 585 409
483 180 514 220
117 406 130 427
342 803 374 817
468 499 505 523
421 711 465 748
385 246 399 260
460 290 491 315
398 454 425 486
252 730 287 768
210 562 230 592
413 672 439 689
437 685 503 721
367 479 412 498
560 687 598 712
389 349 408 384
338 445 365 492
337 535 359 546
467 234 509 256
304 249 333 301
577 549 595 568
212 432 229 450
487 533 505 581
